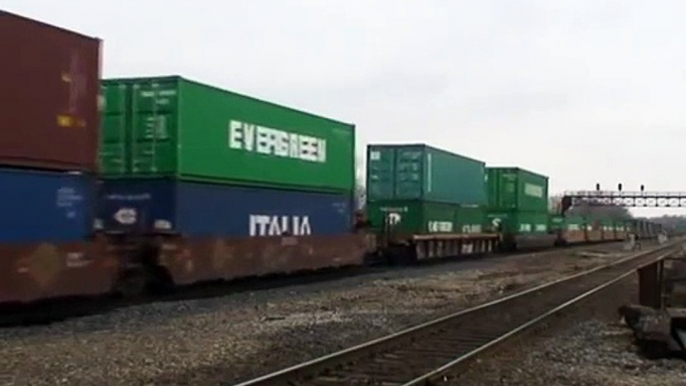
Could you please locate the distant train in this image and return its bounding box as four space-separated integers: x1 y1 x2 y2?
0 12 664 306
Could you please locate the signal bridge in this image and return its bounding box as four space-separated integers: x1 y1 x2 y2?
561 191 686 212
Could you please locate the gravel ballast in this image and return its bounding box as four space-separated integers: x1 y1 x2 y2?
0 242 655 386
451 320 686 386
449 263 686 386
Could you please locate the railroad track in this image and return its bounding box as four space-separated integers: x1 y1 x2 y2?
232 241 682 386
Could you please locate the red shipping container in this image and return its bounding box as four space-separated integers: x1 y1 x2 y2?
0 11 101 172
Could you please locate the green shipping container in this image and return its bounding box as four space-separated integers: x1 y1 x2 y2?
100 76 355 192
487 168 549 212
487 211 550 234
367 200 487 235
366 144 486 205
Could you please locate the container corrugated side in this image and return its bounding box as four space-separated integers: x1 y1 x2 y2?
0 11 101 172
366 144 486 205
100 76 355 193
98 179 353 236
0 168 94 243
486 168 548 212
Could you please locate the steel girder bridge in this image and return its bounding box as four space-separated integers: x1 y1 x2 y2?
561 191 686 214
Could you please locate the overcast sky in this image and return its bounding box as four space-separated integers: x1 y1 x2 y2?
6 0 686 216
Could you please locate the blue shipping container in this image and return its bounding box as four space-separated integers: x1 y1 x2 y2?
0 168 95 243
98 179 353 237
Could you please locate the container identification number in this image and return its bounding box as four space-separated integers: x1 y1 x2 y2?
229 120 327 163
428 221 454 233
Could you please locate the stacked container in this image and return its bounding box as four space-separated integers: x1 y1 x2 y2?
0 11 100 244
365 144 488 236
98 76 356 237
486 167 550 236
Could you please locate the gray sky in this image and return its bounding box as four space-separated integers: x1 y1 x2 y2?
6 0 686 216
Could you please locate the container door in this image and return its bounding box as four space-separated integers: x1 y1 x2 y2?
100 83 128 175
366 146 396 201
394 147 424 199
493 169 518 210
130 82 178 175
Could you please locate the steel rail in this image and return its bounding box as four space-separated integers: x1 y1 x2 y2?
232 241 681 386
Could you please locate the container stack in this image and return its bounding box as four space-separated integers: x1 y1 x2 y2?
97 76 356 237
486 167 550 237
0 12 101 245
365 144 488 236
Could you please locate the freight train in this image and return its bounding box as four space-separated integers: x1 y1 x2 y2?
0 12 664 305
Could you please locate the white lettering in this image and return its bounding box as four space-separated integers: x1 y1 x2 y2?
256 126 271 155
268 216 282 235
318 138 327 162
229 121 243 149
289 133 299 158
299 135 312 161
291 216 299 234
380 206 409 213
249 215 312 236
300 217 312 235
386 213 402 225
228 120 327 163
249 215 270 236
275 130 289 157
428 221 453 233
140 90 177 98
519 223 532 232
244 123 255 151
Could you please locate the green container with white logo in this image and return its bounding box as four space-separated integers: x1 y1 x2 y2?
366 144 487 205
486 167 549 212
100 76 355 193
366 200 487 236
